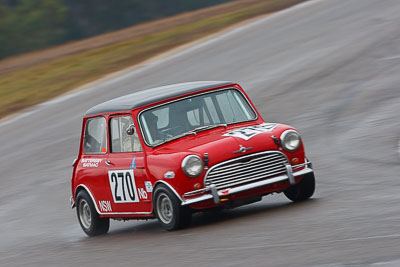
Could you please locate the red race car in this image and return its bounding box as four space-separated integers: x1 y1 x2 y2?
70 81 315 236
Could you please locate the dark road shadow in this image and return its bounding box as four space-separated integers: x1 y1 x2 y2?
86 197 321 239
190 197 319 229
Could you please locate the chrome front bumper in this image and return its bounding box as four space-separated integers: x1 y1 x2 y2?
181 162 313 206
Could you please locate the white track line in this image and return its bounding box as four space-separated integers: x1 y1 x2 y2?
380 54 400 60
398 138 400 159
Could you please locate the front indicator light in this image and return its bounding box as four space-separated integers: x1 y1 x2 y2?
194 183 202 190
291 158 300 165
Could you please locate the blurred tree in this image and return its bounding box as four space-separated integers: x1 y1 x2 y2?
0 0 231 59
0 0 67 59
63 0 230 40
63 0 158 40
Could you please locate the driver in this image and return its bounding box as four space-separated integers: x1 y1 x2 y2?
169 99 197 134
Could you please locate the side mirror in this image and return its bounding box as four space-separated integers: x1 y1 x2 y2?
126 124 135 135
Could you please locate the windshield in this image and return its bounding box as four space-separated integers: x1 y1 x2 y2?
139 89 257 146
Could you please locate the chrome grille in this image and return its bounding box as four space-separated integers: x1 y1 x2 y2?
205 151 288 190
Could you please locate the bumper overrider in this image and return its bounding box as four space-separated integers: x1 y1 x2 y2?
181 161 313 206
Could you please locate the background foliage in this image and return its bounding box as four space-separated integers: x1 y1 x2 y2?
0 0 231 59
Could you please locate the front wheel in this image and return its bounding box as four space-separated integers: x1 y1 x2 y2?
153 184 192 231
76 190 110 236
284 172 315 202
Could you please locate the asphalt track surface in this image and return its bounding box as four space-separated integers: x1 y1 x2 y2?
1 0 400 266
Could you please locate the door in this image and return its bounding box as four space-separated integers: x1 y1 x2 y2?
104 115 152 215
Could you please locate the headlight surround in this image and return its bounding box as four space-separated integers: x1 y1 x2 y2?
181 155 204 177
280 130 301 152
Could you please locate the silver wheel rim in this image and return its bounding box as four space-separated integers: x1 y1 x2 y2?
157 192 173 224
78 199 92 229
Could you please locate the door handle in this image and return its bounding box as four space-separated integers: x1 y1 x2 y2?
105 160 111 166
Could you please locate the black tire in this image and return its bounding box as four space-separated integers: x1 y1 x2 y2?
284 172 315 202
76 190 110 236
153 184 192 231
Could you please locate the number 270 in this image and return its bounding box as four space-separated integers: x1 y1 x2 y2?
108 170 139 203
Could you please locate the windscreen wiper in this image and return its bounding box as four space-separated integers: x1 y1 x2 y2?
160 130 196 145
191 124 227 133
156 124 227 146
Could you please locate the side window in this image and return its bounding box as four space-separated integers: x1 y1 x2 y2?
216 93 235 123
204 96 221 124
214 90 254 123
110 116 142 153
84 117 107 154
187 108 200 126
187 106 211 126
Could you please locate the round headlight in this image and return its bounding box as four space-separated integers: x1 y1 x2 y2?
280 130 301 152
182 155 204 177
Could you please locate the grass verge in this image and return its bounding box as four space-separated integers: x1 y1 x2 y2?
0 0 307 119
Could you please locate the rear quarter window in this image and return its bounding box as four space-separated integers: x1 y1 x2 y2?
83 117 107 154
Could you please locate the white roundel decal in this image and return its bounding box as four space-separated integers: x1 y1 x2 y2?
223 123 277 140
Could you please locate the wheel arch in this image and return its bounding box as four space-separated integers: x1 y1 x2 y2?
75 184 101 214
153 180 183 203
